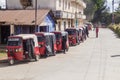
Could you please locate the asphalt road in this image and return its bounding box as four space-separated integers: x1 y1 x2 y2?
0 28 120 80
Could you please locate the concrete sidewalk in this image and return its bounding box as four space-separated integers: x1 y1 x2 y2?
0 28 120 80
0 57 7 63
79 28 120 80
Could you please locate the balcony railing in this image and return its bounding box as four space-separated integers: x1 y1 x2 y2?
75 13 86 19
53 11 63 18
71 0 86 8
53 11 75 19
53 11 86 19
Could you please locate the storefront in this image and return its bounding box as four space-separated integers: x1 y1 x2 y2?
0 9 56 44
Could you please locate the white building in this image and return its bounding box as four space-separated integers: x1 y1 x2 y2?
0 0 6 9
6 0 86 31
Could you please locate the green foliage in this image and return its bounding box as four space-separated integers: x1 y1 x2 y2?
99 3 120 25
114 12 120 24
116 3 120 13
84 0 107 22
109 24 120 37
84 0 120 25
84 0 96 21
92 0 107 23
0 49 6 59
0 53 7 59
100 10 112 25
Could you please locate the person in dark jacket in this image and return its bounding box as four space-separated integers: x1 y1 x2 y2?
85 26 89 37
62 36 67 53
96 27 99 38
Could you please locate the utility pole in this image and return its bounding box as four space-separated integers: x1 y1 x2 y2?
75 0 78 28
35 0 37 26
112 0 114 24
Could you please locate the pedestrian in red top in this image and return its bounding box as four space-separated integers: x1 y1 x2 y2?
96 27 99 38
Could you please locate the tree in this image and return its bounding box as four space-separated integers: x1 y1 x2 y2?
100 10 112 25
114 3 120 24
84 0 96 21
116 3 120 13
92 0 107 23
84 0 107 23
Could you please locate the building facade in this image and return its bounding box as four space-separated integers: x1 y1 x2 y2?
0 9 56 44
6 0 86 31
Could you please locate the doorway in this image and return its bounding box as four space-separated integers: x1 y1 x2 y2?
39 26 48 32
0 26 10 44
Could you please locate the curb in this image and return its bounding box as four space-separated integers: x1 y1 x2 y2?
0 57 8 63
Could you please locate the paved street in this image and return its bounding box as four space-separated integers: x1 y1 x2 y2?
0 28 120 80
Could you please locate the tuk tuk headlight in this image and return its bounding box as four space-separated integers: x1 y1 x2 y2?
15 49 19 52
19 48 22 52
56 41 60 45
6 49 8 52
15 48 22 52
72 37 75 39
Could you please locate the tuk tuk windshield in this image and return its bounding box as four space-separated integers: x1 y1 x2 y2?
37 35 45 42
66 30 76 35
55 34 61 40
7 38 22 46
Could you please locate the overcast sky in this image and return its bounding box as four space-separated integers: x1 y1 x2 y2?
107 0 119 12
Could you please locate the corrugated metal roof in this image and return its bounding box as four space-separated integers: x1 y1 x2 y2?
0 9 50 25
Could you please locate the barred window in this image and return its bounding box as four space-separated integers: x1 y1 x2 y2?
20 0 33 9
59 0 61 7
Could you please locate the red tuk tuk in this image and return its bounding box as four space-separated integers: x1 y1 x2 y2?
52 31 69 53
35 32 57 57
6 34 40 65
65 28 80 46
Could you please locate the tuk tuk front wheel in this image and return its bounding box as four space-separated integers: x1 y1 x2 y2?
35 55 39 61
9 59 14 65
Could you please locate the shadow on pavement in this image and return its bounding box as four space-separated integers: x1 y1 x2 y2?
111 30 120 39
111 55 120 57
89 36 96 39
0 60 30 68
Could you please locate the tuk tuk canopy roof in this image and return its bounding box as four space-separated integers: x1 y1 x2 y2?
12 34 39 47
35 32 56 43
52 31 68 36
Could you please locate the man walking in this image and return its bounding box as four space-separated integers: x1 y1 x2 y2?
62 36 67 53
85 26 89 37
96 27 99 38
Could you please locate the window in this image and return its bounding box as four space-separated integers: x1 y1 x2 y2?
68 21 70 27
20 0 33 9
68 2 70 9
37 36 45 42
7 38 22 46
64 21 66 30
63 0 64 10
59 0 61 7
65 1 67 9
58 22 61 31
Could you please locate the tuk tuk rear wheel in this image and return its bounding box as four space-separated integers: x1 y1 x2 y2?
53 51 56 56
9 59 14 65
35 55 39 61
66 48 69 52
